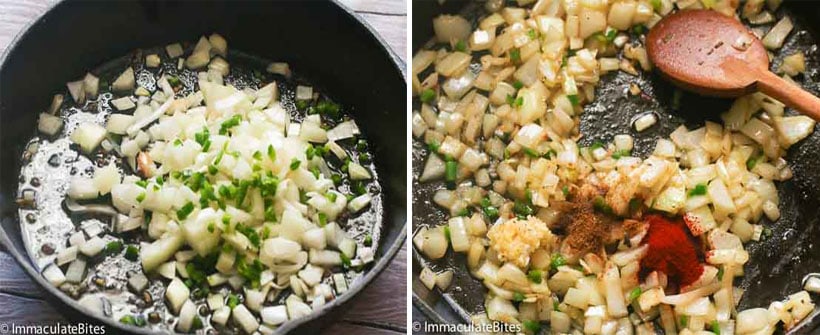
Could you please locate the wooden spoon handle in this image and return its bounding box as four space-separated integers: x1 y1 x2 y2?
756 70 820 121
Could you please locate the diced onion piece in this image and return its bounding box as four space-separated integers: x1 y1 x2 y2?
145 54 161 68
186 51 211 70
92 164 120 195
296 85 313 101
47 94 64 114
127 98 174 136
285 295 312 320
804 276 820 294
244 288 265 312
38 113 63 136
486 295 519 323
422 227 448 259
517 85 547 124
66 79 86 104
412 50 437 74
208 57 230 77
327 120 360 141
762 16 793 50
604 262 628 317
261 305 288 326
436 52 472 77
470 29 496 51
165 278 189 314
64 258 87 284
347 194 372 213
209 33 227 56
779 52 805 76
165 43 184 58
608 1 636 30
435 270 454 290
420 153 445 182
56 245 78 266
70 123 107 154
433 15 472 43
233 304 260 334
141 230 185 272
83 73 100 99
614 134 633 151
176 300 197 332
578 8 606 39
708 179 737 218
42 264 66 286
111 97 136 111
448 217 470 252
633 113 657 132
348 163 372 180
211 306 231 325
267 62 292 78
736 308 769 334
442 70 476 100
112 67 135 92
68 177 99 200
775 115 815 148
157 261 175 280
105 114 134 135
420 266 437 290
661 283 720 305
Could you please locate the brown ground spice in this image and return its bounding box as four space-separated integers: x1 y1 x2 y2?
564 202 608 253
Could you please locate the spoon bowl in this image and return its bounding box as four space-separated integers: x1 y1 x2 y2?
646 9 820 118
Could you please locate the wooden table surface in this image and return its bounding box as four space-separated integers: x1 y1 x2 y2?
0 1 407 334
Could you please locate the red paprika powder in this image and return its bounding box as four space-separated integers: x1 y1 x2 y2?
640 215 704 288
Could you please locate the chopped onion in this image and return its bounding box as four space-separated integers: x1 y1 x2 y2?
266 62 292 78
145 54 161 68
422 227 448 259
433 15 471 43
327 120 360 141
633 113 657 132
42 264 66 286
111 97 135 111
285 295 312 320
165 43 184 58
83 73 99 99
66 79 86 104
261 305 288 326
420 153 445 182
65 259 86 283
233 304 260 334
79 236 106 257
112 67 135 92
37 113 63 136
56 245 78 266
348 162 372 180
775 115 815 148
435 52 471 77
348 194 372 213
762 16 793 50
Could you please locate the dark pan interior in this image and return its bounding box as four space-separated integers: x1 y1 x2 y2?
0 0 406 334
411 1 820 333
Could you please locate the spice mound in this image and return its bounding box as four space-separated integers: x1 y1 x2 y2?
640 215 704 288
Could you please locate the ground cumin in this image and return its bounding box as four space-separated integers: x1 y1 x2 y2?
563 202 608 254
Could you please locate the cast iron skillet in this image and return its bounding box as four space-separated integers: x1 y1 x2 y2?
0 0 406 334
412 1 820 333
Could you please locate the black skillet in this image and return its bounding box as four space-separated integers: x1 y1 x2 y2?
411 1 820 333
0 0 406 334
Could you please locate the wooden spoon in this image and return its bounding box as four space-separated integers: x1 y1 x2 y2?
646 9 820 120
